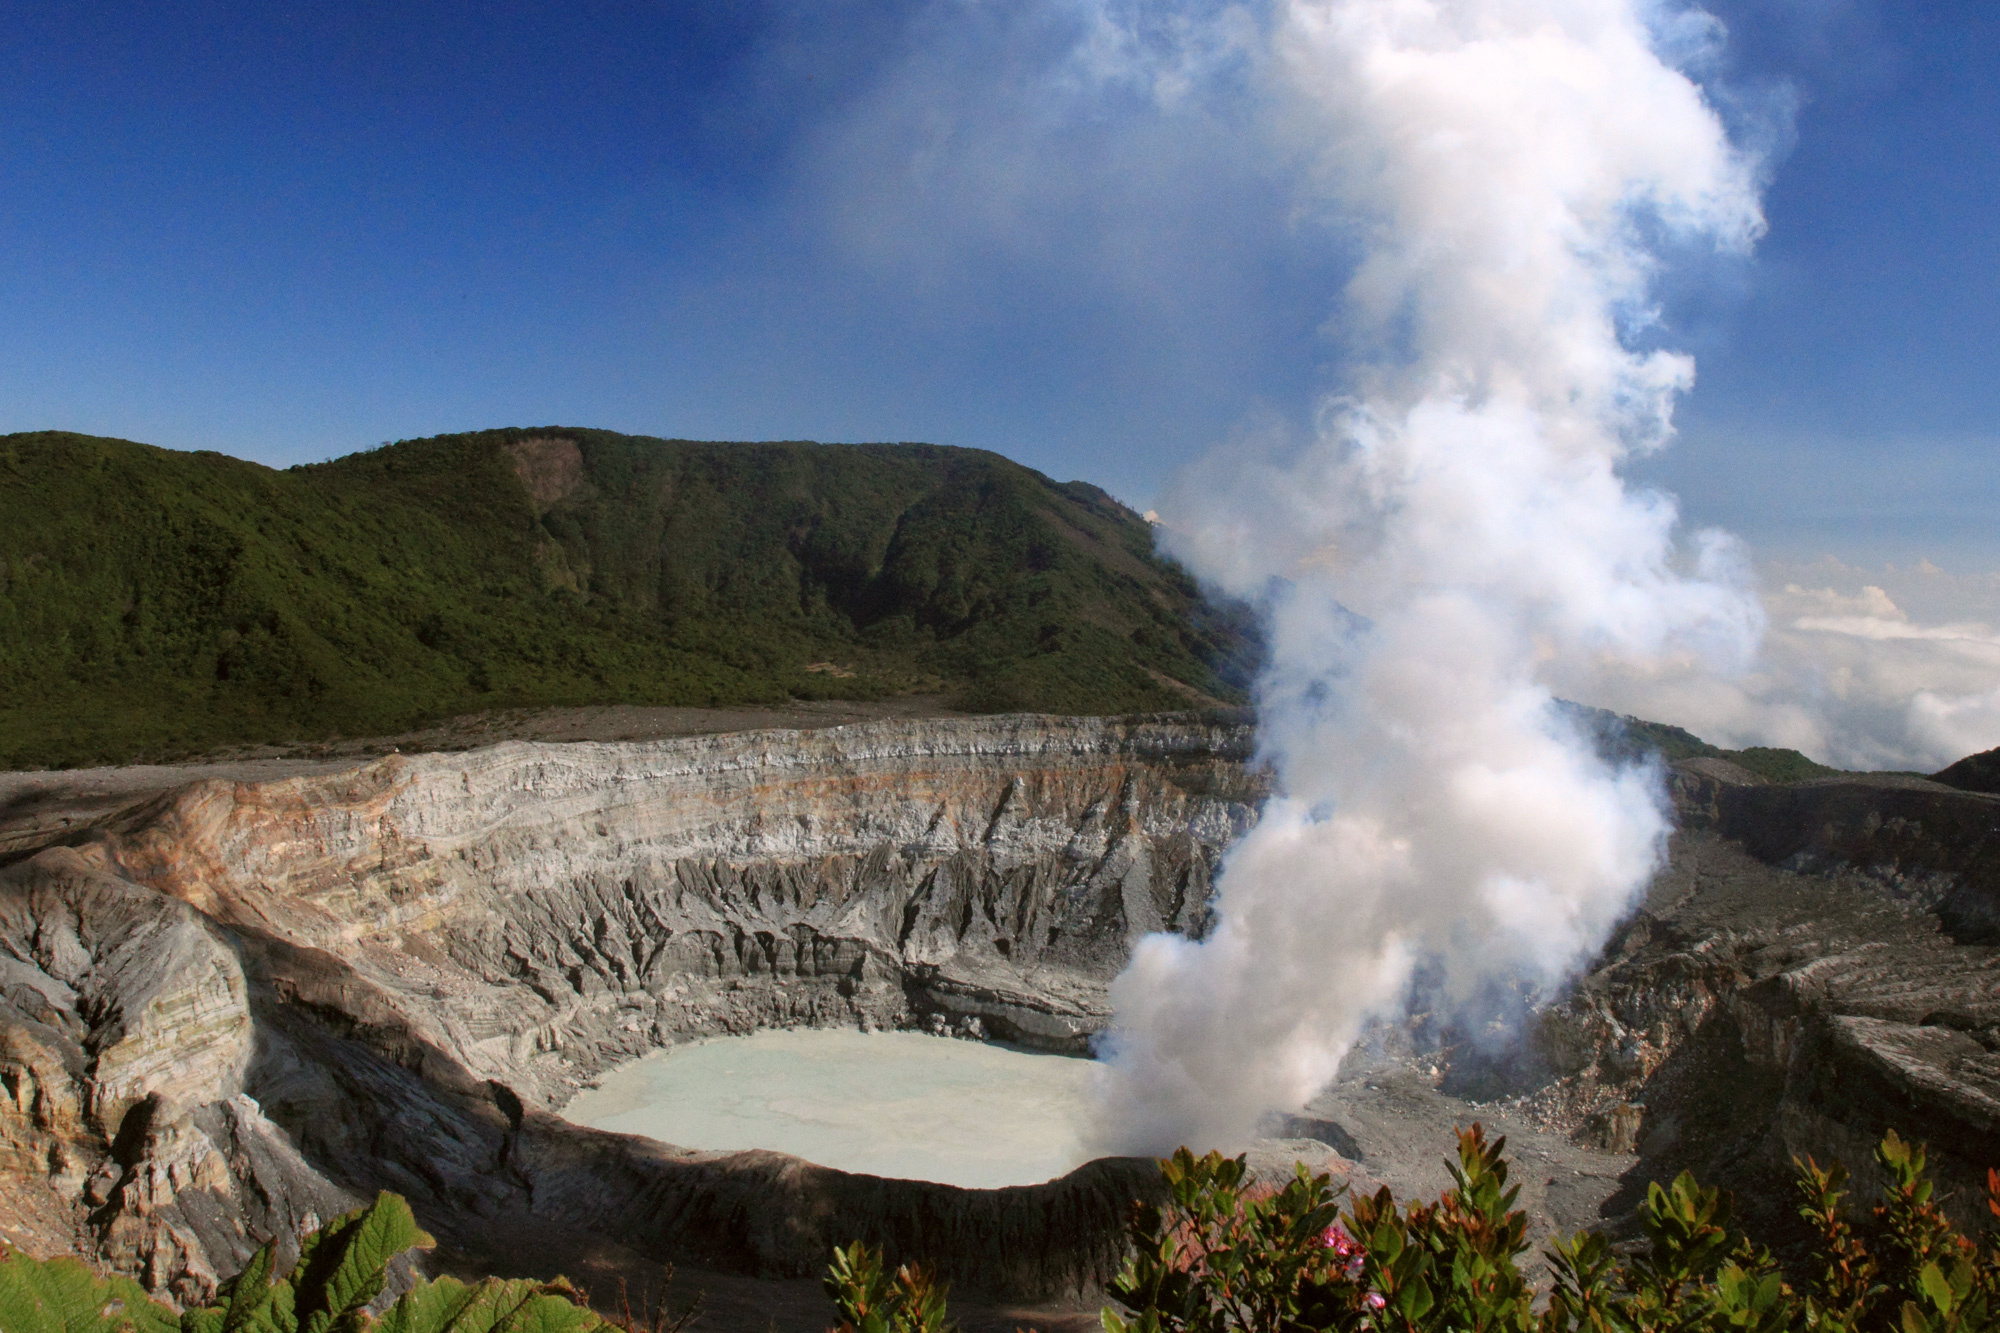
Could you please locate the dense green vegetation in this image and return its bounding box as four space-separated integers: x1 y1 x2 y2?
0 426 1899 783
827 1130 2000 1333
0 428 1256 768
0 1191 641 1333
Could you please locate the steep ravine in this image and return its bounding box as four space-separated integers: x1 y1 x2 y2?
1 720 1997 1319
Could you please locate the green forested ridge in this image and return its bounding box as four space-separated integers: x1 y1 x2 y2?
0 428 1257 768
1565 705 1841 785
1932 745 2000 794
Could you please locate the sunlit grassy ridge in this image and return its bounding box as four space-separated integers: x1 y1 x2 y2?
1561 706 1840 786
0 427 1256 768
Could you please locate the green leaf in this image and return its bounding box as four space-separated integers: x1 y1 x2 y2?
1916 1263 1953 1314
1372 1226 1404 1264
377 1278 483 1333
220 1246 278 1333
214 1246 296 1333
294 1194 435 1333
385 1278 602 1333
0 1250 179 1333
490 1291 603 1333
393 1281 526 1333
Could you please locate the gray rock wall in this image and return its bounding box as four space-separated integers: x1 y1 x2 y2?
0 716 1260 1302
1525 767 2000 1235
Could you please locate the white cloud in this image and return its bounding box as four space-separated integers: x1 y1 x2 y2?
1558 560 2000 771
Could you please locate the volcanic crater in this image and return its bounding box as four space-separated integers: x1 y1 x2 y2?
1 713 1996 1328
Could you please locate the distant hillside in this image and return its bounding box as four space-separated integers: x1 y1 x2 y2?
0 428 1257 768
1559 702 1840 784
1932 745 2000 793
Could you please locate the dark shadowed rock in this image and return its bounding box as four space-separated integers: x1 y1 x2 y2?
1716 771 2000 943
1522 761 2000 1239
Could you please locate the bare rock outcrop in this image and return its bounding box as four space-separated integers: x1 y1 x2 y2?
0 844 354 1301
1522 766 2000 1237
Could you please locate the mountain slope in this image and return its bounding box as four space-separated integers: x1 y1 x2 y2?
0 428 1256 767
1932 744 2000 793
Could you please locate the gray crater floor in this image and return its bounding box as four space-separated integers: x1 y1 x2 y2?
1288 1051 1640 1250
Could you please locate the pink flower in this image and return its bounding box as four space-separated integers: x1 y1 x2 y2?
1365 1292 1387 1310
1346 1257 1365 1281
1322 1225 1357 1256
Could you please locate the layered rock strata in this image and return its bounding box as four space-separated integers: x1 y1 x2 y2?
2 718 1998 1312
0 716 1257 1302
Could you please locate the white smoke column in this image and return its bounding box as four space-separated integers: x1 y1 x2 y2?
1094 0 1770 1155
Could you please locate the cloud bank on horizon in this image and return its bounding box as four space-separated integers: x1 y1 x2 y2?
1568 561 2000 772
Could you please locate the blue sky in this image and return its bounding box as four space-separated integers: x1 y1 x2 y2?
1 0 1993 568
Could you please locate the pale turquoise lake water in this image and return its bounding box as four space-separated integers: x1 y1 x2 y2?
560 1027 1100 1189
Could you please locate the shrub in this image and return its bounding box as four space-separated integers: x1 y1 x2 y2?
826 1127 2000 1333
823 1241 956 1333
0 1193 610 1333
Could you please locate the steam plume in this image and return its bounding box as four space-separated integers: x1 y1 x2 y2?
1094 0 1769 1155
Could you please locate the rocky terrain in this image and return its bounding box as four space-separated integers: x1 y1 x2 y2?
0 714 1259 1316
0 714 1996 1330
1522 760 2000 1234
